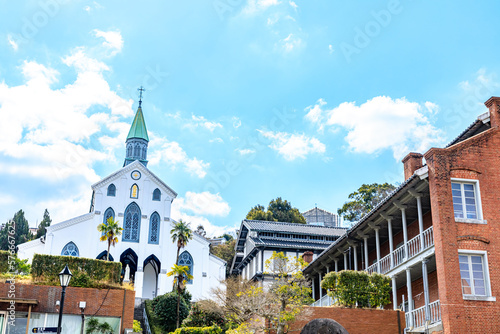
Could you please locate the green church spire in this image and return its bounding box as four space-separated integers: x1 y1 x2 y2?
124 87 149 167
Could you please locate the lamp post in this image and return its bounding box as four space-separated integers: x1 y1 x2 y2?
57 265 73 334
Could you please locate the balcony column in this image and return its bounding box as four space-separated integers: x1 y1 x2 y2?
422 258 430 322
364 237 369 270
416 195 425 250
334 258 339 272
318 271 323 306
374 227 381 273
392 275 398 310
312 275 316 301
387 218 394 267
401 208 409 259
343 252 348 270
353 244 358 271
406 267 413 328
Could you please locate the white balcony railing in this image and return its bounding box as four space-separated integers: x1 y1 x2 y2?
367 226 434 275
312 294 333 307
405 300 441 329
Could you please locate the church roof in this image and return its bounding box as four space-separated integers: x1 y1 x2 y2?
127 107 149 141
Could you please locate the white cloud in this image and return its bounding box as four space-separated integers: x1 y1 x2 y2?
279 33 302 53
180 114 223 132
7 35 18 51
243 0 281 14
236 148 256 155
304 98 327 131
171 191 234 238
175 191 231 217
93 29 123 56
232 116 242 129
306 96 444 159
148 139 209 178
259 130 326 160
289 1 298 10
328 44 334 54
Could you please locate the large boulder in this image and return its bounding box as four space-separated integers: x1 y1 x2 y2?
300 318 349 334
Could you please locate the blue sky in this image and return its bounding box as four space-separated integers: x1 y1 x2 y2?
1 0 500 236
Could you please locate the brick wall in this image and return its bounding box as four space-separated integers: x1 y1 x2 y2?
286 306 405 334
425 123 500 333
0 283 135 332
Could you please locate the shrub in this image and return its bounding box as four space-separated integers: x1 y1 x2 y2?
144 300 163 334
31 254 121 288
85 318 114 334
152 291 190 333
182 300 225 329
321 270 391 308
169 325 222 334
133 320 142 333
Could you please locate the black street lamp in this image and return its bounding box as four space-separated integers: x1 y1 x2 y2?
57 265 73 334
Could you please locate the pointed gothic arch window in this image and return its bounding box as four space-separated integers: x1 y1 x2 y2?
134 143 140 157
153 188 161 201
130 184 139 199
123 202 141 242
61 242 79 257
103 207 115 224
148 212 160 244
107 184 116 197
127 144 132 157
142 146 147 159
178 251 193 284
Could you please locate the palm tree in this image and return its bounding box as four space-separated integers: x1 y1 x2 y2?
167 264 193 329
170 220 193 265
97 217 123 261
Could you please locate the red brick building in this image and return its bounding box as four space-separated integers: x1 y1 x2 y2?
304 96 500 333
0 283 135 334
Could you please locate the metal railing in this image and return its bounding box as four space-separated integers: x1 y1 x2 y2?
143 306 151 334
312 294 333 307
366 226 434 275
405 300 441 329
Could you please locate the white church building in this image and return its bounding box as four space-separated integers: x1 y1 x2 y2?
18 98 226 303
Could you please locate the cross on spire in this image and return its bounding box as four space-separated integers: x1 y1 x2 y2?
138 86 146 107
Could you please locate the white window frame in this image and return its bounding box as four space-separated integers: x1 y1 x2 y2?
451 178 486 224
458 249 496 301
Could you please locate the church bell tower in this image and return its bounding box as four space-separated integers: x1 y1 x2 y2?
124 87 149 167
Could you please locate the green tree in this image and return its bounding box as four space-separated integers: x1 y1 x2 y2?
0 210 32 251
171 220 193 265
167 264 194 329
97 217 123 261
195 224 206 237
210 239 236 276
246 198 306 224
35 209 52 239
152 291 190 333
337 183 396 222
182 300 226 329
220 233 234 242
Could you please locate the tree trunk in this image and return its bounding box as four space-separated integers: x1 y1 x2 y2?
107 239 111 261
277 299 287 334
176 246 180 265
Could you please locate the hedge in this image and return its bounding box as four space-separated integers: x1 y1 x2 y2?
31 254 121 288
321 270 391 308
0 250 9 273
169 325 222 334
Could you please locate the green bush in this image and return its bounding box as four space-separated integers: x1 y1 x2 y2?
0 251 31 275
133 320 142 333
31 254 121 288
152 291 190 333
144 300 163 334
321 270 391 308
169 325 222 334
182 300 225 329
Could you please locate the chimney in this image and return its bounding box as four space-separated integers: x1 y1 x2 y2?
402 152 423 180
484 96 500 128
302 251 314 264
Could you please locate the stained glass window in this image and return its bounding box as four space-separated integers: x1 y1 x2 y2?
153 188 161 201
130 184 139 199
149 212 160 244
103 207 115 224
178 251 193 284
61 242 79 257
107 184 116 196
123 202 141 242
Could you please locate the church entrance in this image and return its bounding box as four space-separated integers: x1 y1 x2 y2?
120 248 138 282
143 255 161 299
